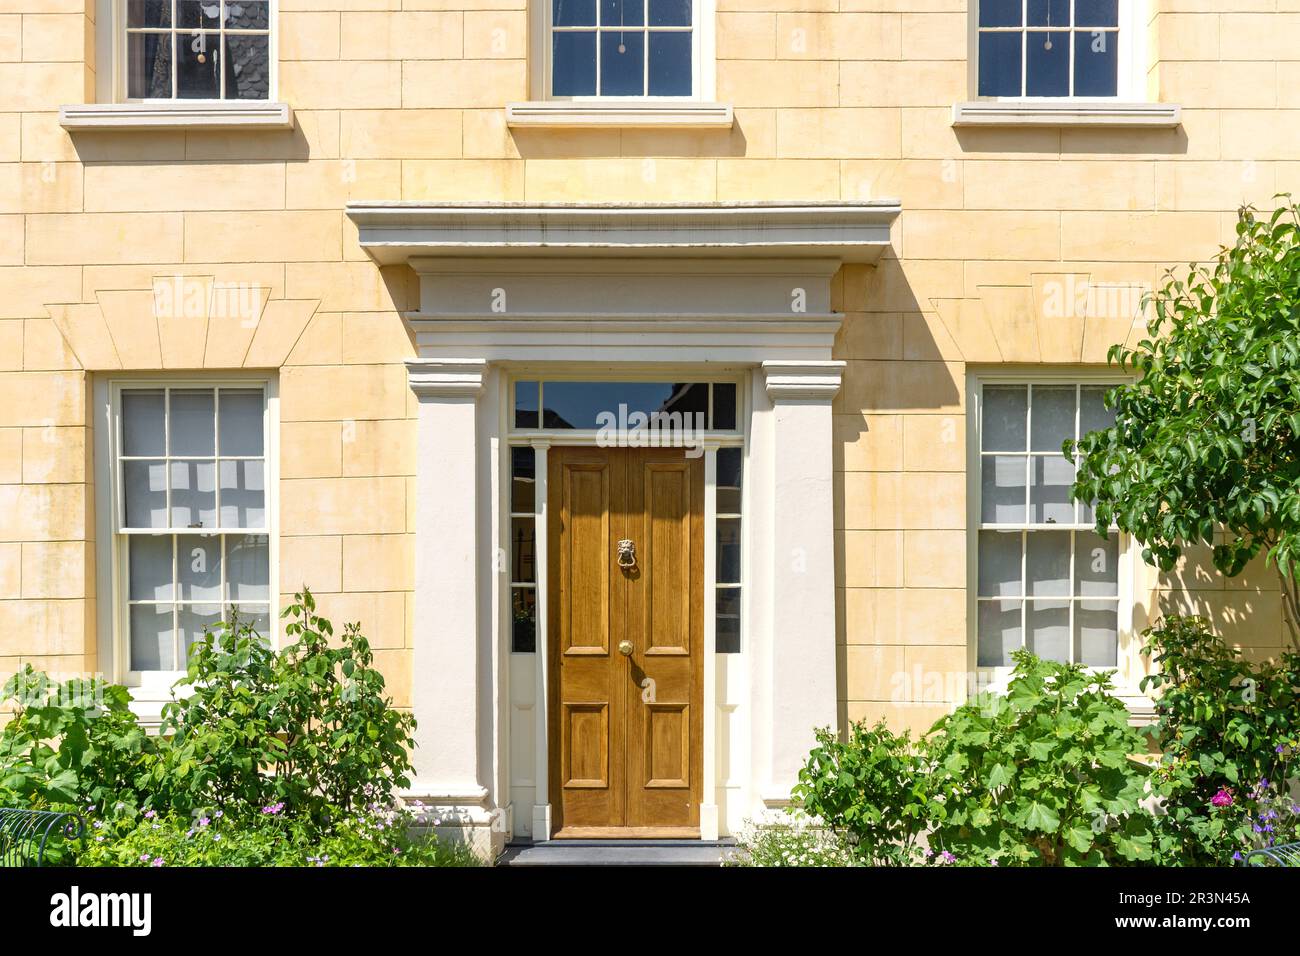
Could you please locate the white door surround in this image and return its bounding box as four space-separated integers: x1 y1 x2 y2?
348 201 902 854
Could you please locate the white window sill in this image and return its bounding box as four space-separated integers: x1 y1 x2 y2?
505 100 733 130
951 101 1182 129
59 101 294 132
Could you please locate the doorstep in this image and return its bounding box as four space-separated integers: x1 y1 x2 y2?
498 839 736 867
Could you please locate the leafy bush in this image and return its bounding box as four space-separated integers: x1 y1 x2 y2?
793 721 928 865
1140 616 1299 865
0 670 156 814
77 802 481 868
725 817 860 867
153 589 415 827
1239 777 1300 862
924 652 1154 866
795 652 1155 866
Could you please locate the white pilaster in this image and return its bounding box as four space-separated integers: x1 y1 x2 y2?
700 440 720 840
759 360 844 809
530 438 553 842
404 358 501 856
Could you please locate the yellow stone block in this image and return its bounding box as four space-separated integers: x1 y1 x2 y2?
279 11 341 61
340 12 463 61
0 371 85 427
0 542 17 599
22 426 84 483
340 313 415 365
902 414 963 472
717 159 837 200
340 110 462 160
0 599 85 657
0 428 19 483
279 60 403 110
716 59 837 107
279 534 343 594
20 541 87 600
20 13 90 62
775 12 900 61
27 213 183 266
285 311 343 367
286 159 400 210
342 419 415 478
84 163 287 213
903 530 965 589
312 591 407 651
342 534 413 593
0 484 87 542
717 13 774 59
279 421 343 479
0 162 83 214
401 59 526 109
185 211 342 264
280 477 407 536
464 11 526 59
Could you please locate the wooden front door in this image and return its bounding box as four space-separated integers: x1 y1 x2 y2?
548 446 704 837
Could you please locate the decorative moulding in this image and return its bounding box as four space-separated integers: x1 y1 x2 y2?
951 101 1182 129
406 358 489 399
347 201 902 266
505 100 733 129
59 101 295 131
761 360 846 401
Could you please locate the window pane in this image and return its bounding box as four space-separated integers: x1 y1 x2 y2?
218 389 264 456
170 389 215 455
648 32 692 96
717 447 742 513
177 31 221 98
218 458 265 528
129 536 174 601
512 446 536 514
512 588 537 653
712 383 737 431
1030 385 1075 452
978 599 1021 666
1075 600 1118 666
982 385 1027 451
225 34 271 100
979 0 1022 27
1080 385 1117 436
717 518 740 584
171 459 218 529
554 0 597 26
978 31 1022 97
179 603 223 661
717 588 741 653
227 0 270 30
127 0 170 28
1030 455 1075 524
543 381 708 430
601 0 644 25
1026 530 1070 596
552 32 597 96
177 0 220 29
981 455 1027 523
1074 532 1118 596
1075 0 1119 28
978 530 1022 597
127 32 174 99
226 534 270 602
1026 31 1069 96
1074 29 1117 97
124 460 169 529
650 0 690 25
600 31 644 96
515 381 540 429
512 517 536 584
177 534 222 601
1026 0 1067 26
130 603 175 671
123 390 166 456
1027 599 1069 662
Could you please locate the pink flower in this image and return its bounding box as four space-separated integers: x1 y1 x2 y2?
1211 789 1234 808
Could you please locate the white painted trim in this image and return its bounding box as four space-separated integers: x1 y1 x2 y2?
530 438 552 841
952 100 1180 128
700 440 720 841
506 101 733 129
346 202 902 266
60 101 294 131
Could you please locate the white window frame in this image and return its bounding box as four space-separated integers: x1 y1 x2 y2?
966 372 1147 701
98 0 278 105
968 0 1148 102
96 374 280 697
531 0 716 101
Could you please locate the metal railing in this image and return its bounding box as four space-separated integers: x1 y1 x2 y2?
0 808 85 867
1243 842 1300 867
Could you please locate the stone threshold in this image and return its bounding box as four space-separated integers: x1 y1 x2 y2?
498 839 736 867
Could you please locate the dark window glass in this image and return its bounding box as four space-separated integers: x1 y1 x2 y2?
128 32 173 99
978 31 1022 96
716 589 740 653
979 0 1022 28
717 518 741 583
717 447 742 514
712 383 737 430
228 0 271 30
600 31 644 96
1075 0 1119 28
226 34 271 100
649 0 691 26
512 518 536 583
514 381 540 429
542 381 708 430
552 32 597 95
512 588 537 653
601 0 644 26
176 31 221 98
648 32 692 96
127 0 170 28
1025 31 1069 96
1073 30 1118 96
554 0 597 26
511 446 535 513
178 0 220 29
1027 0 1067 27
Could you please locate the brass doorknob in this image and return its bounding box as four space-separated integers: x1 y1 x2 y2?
618 640 634 656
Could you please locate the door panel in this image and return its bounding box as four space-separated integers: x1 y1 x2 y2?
549 446 703 836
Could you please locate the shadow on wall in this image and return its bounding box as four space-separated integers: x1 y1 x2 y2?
953 123 1190 158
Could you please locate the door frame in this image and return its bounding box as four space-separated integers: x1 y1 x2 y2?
503 368 748 842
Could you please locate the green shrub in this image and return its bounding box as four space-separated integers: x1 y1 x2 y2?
792 720 928 865
1140 616 1299 865
725 817 860 867
795 651 1156 866
153 588 415 827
